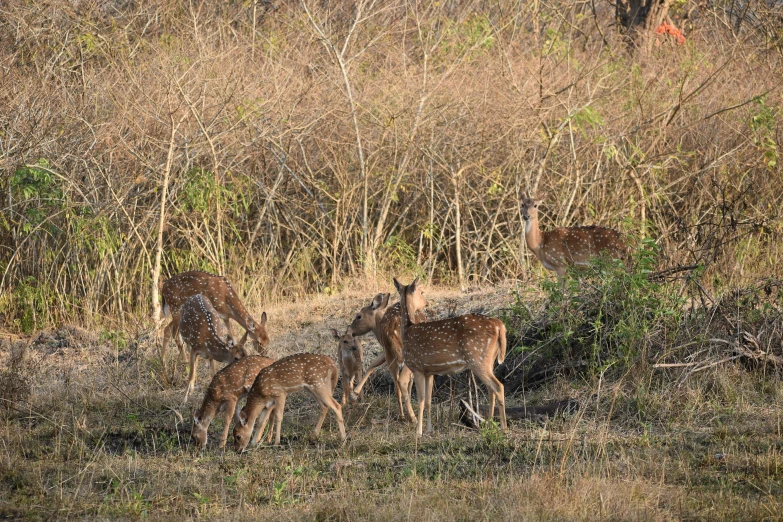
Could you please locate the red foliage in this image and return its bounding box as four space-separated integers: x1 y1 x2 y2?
654 21 686 45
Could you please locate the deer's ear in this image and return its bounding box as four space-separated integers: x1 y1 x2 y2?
393 277 403 293
193 412 201 425
331 328 340 340
371 293 385 310
410 277 419 290
382 293 391 308
259 312 268 325
246 317 255 330
238 410 248 426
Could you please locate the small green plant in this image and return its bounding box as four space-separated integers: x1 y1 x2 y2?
509 239 684 380
479 419 506 450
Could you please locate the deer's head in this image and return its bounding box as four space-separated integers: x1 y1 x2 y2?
393 277 427 315
191 411 208 448
521 192 541 222
350 293 389 335
247 312 269 351
332 326 361 354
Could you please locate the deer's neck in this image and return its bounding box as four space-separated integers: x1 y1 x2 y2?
398 295 413 349
197 395 219 424
370 310 385 342
525 214 543 253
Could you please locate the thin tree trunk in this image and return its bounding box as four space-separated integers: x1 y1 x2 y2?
151 113 179 324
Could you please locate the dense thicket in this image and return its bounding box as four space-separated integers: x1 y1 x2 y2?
1 0 781 331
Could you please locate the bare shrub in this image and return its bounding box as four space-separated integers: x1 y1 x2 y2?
0 342 32 409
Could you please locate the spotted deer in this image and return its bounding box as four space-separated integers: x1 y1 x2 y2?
161 271 270 357
394 277 507 436
191 355 276 449
349 293 426 422
331 327 363 405
521 193 628 278
179 294 249 404
233 353 346 451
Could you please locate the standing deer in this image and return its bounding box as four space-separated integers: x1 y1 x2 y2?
179 294 249 404
521 193 628 278
233 353 346 451
394 277 507 436
331 327 363 405
191 355 276 449
349 293 426 423
161 271 270 357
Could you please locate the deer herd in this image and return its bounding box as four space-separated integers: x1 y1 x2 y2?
163 194 628 452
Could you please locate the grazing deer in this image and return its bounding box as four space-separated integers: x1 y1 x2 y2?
191 355 276 449
520 193 628 278
161 271 270 357
349 293 426 422
179 294 249 404
394 277 507 436
233 353 346 451
331 327 363 405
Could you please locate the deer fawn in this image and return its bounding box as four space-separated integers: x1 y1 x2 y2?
331 327 363 405
190 355 276 448
233 353 346 451
161 271 270 357
179 294 249 404
394 277 507 436
349 293 426 422
521 193 628 278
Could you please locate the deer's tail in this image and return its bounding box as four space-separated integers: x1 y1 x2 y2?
496 322 507 365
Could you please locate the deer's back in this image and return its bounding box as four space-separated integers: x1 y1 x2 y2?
541 226 626 266
403 314 501 373
251 353 337 397
163 271 237 314
179 294 229 348
208 355 275 400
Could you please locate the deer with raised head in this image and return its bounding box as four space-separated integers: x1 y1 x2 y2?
349 293 426 423
521 193 628 278
233 353 346 451
179 294 249 404
331 327 363 405
161 271 270 357
191 354 276 449
394 277 507 436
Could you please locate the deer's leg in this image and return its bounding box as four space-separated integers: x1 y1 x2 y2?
398 365 417 423
220 398 237 449
312 400 329 437
352 352 385 397
389 361 406 420
412 371 427 437
209 358 217 377
425 374 434 434
265 405 275 444
325 395 346 442
475 368 507 431
250 405 273 446
273 395 287 445
161 321 172 358
354 370 363 401
340 372 348 405
184 352 199 404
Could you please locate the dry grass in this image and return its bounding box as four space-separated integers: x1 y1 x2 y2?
1 287 781 520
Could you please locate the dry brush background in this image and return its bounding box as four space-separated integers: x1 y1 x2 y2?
1 0 782 330
1 1 783 519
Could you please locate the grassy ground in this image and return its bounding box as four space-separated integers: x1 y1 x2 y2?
1 286 782 521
